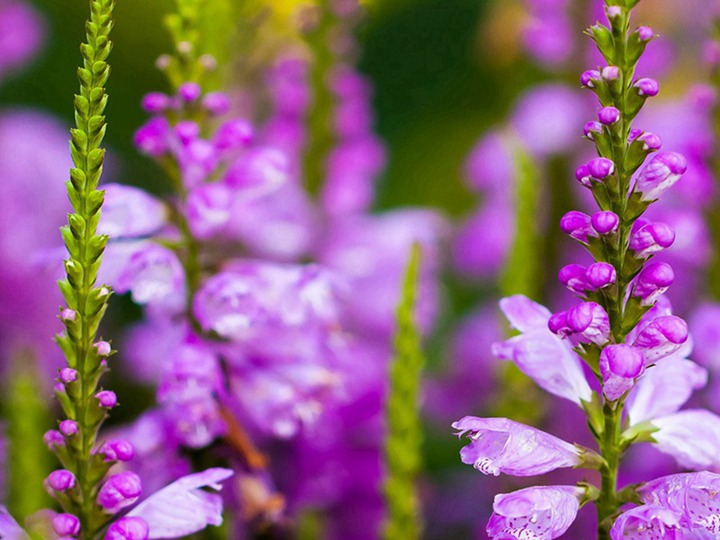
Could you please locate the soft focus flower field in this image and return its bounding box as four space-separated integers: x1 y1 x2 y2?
3 0 720 539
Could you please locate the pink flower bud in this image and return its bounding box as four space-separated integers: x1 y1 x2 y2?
587 157 615 179
632 262 674 305
558 264 589 294
53 513 81 536
598 106 621 125
586 262 616 289
583 121 603 140
635 152 687 201
560 211 595 242
43 430 65 449
581 70 601 88
141 92 170 113
630 221 675 258
178 82 201 102
59 368 78 384
95 390 117 408
60 309 76 322
637 131 662 151
105 517 149 540
47 470 76 491
636 26 654 42
59 420 78 436
100 439 135 462
591 211 619 235
601 66 620 81
600 344 644 401
174 120 200 145
634 78 660 97
97 472 142 513
201 92 231 115
95 341 111 356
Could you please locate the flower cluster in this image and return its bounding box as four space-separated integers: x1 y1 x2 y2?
454 3 720 539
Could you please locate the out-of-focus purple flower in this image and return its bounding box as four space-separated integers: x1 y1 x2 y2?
486 485 582 540
651 410 720 470
99 184 167 240
522 14 574 67
453 202 514 279
224 147 288 198
610 505 683 539
631 262 675 306
126 468 233 538
105 516 149 540
600 344 644 401
492 295 592 405
629 221 675 258
634 151 687 201
0 506 28 540
463 131 513 195
184 182 233 240
632 315 689 363
452 416 581 477
689 303 720 370
134 117 171 157
98 472 143 513
627 355 707 425
0 0 44 82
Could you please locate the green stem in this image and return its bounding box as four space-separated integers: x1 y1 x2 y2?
596 403 622 538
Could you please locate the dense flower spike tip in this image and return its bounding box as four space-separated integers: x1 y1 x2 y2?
600 344 644 400
634 151 688 201
486 486 583 540
452 417 582 477
609 505 683 539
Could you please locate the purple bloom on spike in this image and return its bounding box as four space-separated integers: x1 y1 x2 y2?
492 296 592 405
126 468 233 537
637 131 662 151
633 315 689 363
558 264 589 294
575 164 591 187
95 341 111 356
591 211 620 235
554 302 611 346
59 420 78 436
96 390 117 408
43 430 64 449
586 262 616 289
61 309 76 322
598 106 621 125
635 78 660 97
134 117 170 157
201 92 231 116
98 184 167 240
584 121 602 140
651 410 720 470
632 262 675 305
224 147 288 197
100 439 135 462
486 486 582 540
587 157 615 180
53 514 80 537
634 151 688 201
47 470 76 491
560 211 594 242
213 119 254 151
600 344 644 401
610 505 683 540
185 183 233 240
452 416 581 477
178 82 201 102
59 368 77 384
636 26 654 42
581 70 601 88
141 92 169 113
174 120 200 145
98 472 142 513
105 517 149 540
629 221 675 258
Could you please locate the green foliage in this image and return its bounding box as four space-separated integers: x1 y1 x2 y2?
54 0 116 537
383 244 424 540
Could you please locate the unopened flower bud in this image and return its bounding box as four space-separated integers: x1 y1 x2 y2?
581 70 601 88
632 262 674 305
199 54 217 70
591 211 619 235
98 472 142 513
629 222 675 258
633 315 688 363
583 121 603 140
213 119 254 151
558 264 589 294
606 5 622 19
141 92 170 113
59 420 78 436
637 131 662 151
53 513 81 537
59 368 78 384
566 302 611 346
178 82 201 102
598 106 621 125
587 157 615 179
586 262 616 289
575 164 591 187
560 211 594 242
100 439 135 462
600 344 644 400
95 390 117 409
105 517 149 540
95 341 111 356
177 41 192 54
43 430 65 449
47 470 76 491
61 309 76 322
636 26 654 42
634 78 660 97
201 92 231 116
548 311 569 336
601 65 620 80
175 120 200 144
634 152 688 201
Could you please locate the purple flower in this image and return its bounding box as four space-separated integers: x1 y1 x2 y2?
126 468 233 537
587 157 615 179
141 92 170 113
586 262 616 289
581 69 601 88
632 262 675 306
201 92 231 116
600 344 645 401
453 203 514 278
598 106 621 125
100 439 135 462
105 517 149 540
178 82 201 102
550 302 610 347
0 506 27 540
635 78 660 97
98 472 143 513
634 152 688 201
486 485 582 540
0 0 44 82
96 390 118 408
492 296 592 405
610 505 683 539
134 117 171 157
115 243 185 311
213 119 254 151
98 184 167 240
558 264 589 294
627 355 707 425
560 210 594 242
452 417 581 477
53 513 81 536
652 410 720 470
463 131 514 194
629 221 675 258
632 315 689 363
224 147 288 197
591 210 620 235
47 470 76 492
59 419 78 436
185 182 233 240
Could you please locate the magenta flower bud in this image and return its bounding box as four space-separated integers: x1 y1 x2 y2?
632 262 675 305
637 131 662 151
201 92 230 115
178 82 201 102
98 472 142 513
633 315 689 363
487 486 582 540
213 119 254 151
105 517 149 540
59 368 78 384
140 92 169 113
565 302 611 346
548 311 569 336
560 211 594 242
133 117 170 157
636 26 654 42
59 420 78 436
600 344 644 401
629 222 675 258
53 513 81 536
47 470 76 491
606 5 622 19
174 120 199 144
95 390 117 408
583 121 603 140
628 128 643 142
452 417 581 476
591 211 620 235
60 309 76 322
100 439 135 462
95 341 111 356
43 429 65 449
598 106 621 125
587 157 615 179
575 164 591 187
634 77 660 97
601 65 620 81
634 151 688 201
586 262 616 289
610 505 682 539
558 264 589 294
581 69 601 88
